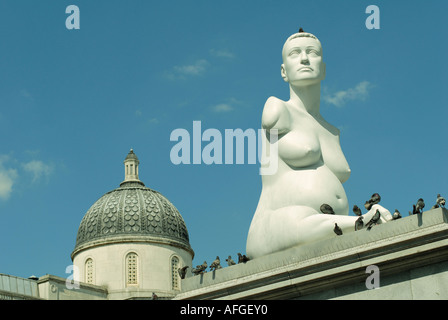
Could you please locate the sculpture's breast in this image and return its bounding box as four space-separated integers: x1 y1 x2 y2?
278 129 322 168
320 135 351 183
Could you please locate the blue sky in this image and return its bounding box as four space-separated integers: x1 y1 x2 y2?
1 0 447 279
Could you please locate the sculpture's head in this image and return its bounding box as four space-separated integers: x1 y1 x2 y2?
281 30 326 86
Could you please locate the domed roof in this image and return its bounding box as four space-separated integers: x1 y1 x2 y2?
72 150 193 259
125 148 139 161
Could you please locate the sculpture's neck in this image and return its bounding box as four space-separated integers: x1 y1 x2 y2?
289 83 321 118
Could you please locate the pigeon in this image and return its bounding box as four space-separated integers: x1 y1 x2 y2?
226 256 236 266
364 201 372 211
410 199 425 214
364 193 381 210
210 256 222 271
369 193 381 205
415 198 425 214
320 204 335 215
437 194 446 208
392 209 401 220
353 205 362 216
355 216 364 231
238 253 250 264
198 261 208 271
178 266 189 279
299 27 305 33
192 261 207 275
152 292 158 300
365 209 381 231
333 223 343 236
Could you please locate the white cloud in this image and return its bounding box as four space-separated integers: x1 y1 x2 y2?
166 59 210 79
147 118 159 124
0 156 55 200
0 167 18 201
20 89 32 99
323 81 373 107
210 98 246 113
209 49 235 59
212 103 234 113
0 156 18 201
22 160 53 183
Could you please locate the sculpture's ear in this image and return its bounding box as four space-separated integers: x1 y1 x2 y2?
280 64 288 82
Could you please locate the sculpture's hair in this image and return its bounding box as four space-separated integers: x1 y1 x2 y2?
286 32 319 42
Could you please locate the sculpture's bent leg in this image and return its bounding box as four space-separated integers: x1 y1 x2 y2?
247 204 393 259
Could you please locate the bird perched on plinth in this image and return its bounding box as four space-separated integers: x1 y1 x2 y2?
414 198 425 214
392 209 401 220
355 216 364 231
353 205 362 216
320 204 335 215
299 27 305 33
226 256 236 266
333 223 343 236
192 261 207 275
437 194 446 208
178 266 189 279
210 256 222 271
365 210 381 231
365 193 381 210
410 198 424 215
152 292 158 300
238 253 250 264
369 193 381 205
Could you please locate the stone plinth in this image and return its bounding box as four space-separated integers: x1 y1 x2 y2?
175 208 448 300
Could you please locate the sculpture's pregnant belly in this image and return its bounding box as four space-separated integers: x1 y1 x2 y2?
262 165 349 215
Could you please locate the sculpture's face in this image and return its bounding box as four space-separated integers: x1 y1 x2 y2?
281 36 326 86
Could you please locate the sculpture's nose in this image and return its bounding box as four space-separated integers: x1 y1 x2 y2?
299 51 310 65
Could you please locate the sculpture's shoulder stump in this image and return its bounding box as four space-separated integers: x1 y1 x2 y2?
175 208 448 300
261 96 288 131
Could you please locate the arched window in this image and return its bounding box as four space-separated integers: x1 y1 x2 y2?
171 256 180 290
126 252 138 286
85 258 94 284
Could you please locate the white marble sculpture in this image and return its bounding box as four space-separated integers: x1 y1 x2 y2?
246 30 392 259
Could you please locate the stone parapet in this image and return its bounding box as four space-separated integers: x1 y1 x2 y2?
175 207 448 300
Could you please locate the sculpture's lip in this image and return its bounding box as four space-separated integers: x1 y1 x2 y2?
298 67 313 71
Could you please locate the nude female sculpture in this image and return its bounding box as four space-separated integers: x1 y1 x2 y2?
246 31 392 259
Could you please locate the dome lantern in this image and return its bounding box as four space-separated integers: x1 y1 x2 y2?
121 149 144 187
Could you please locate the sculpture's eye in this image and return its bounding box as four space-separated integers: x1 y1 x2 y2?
307 49 320 56
289 49 300 57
